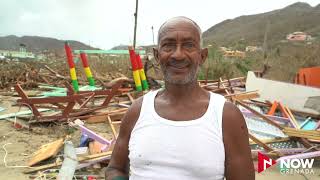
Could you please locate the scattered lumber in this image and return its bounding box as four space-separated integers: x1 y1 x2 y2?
24 151 112 174
283 128 320 140
28 138 64 166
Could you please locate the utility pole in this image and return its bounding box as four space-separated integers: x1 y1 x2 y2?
133 0 139 49
263 20 270 60
151 26 155 45
262 20 271 77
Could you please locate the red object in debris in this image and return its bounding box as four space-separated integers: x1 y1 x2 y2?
295 67 320 88
13 122 23 129
87 176 96 180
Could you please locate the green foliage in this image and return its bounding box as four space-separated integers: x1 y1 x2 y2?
234 58 252 75
198 46 234 80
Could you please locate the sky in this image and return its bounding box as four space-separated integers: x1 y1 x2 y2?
0 0 319 49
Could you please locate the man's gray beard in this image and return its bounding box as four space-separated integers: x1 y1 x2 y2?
160 63 199 85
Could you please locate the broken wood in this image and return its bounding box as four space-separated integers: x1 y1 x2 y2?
236 100 283 130
249 137 290 145
85 109 127 123
248 133 279 155
285 107 300 129
28 138 64 166
225 90 259 101
24 151 112 174
108 115 118 138
89 141 103 169
283 128 320 140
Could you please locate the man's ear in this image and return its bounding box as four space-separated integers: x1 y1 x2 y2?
200 48 208 65
153 48 159 63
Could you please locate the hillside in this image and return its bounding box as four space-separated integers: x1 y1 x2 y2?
203 2 320 46
0 35 97 53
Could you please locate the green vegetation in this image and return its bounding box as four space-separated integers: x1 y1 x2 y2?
198 45 253 80
198 2 320 82
198 41 320 82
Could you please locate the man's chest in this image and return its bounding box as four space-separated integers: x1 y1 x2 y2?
154 100 209 121
129 124 225 178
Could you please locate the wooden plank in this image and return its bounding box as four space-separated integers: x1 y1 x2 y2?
220 78 231 95
24 151 112 174
127 93 134 103
0 109 50 120
283 128 320 140
285 107 299 129
236 100 283 130
225 91 260 101
86 115 108 123
249 137 290 145
85 109 127 123
17 94 84 104
278 102 289 118
28 138 64 166
62 102 76 117
88 141 103 169
107 115 118 138
110 111 126 121
14 84 41 117
267 101 278 115
248 133 277 154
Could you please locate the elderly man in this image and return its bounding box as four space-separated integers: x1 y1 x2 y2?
106 17 254 180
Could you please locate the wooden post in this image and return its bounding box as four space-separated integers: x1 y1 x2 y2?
133 0 139 49
151 26 155 45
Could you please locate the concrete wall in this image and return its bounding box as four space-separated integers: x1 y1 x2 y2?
246 71 320 115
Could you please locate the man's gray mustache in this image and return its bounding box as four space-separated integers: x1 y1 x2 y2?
166 59 191 67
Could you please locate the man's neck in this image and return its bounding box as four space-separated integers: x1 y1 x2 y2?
161 81 205 102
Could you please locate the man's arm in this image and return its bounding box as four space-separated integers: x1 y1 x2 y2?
223 102 255 180
105 97 143 180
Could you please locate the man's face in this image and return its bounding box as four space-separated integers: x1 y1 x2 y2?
154 21 207 85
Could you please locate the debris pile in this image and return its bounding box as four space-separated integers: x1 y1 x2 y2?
200 72 320 165
0 43 319 179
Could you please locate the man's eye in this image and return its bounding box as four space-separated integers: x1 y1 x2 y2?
162 43 176 51
183 42 194 49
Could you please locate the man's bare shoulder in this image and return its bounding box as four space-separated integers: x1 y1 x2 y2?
222 101 250 156
121 96 144 130
222 101 247 132
128 96 144 116
222 102 254 179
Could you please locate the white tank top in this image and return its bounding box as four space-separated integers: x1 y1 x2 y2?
129 89 226 180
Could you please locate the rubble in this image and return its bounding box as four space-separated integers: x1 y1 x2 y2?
0 52 319 179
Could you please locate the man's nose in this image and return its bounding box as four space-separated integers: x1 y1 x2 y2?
171 45 185 60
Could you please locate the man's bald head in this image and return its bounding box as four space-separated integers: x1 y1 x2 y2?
157 16 202 47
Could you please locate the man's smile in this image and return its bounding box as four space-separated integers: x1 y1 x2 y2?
167 64 190 73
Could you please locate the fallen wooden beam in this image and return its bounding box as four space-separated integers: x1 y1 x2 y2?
24 151 112 174
236 100 283 130
225 90 260 101
283 128 320 140
249 137 290 145
248 133 280 156
28 138 64 166
237 100 318 150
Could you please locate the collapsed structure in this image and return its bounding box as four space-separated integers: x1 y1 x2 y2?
0 44 319 179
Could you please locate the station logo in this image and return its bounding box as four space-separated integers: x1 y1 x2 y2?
257 152 314 175
258 152 276 173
